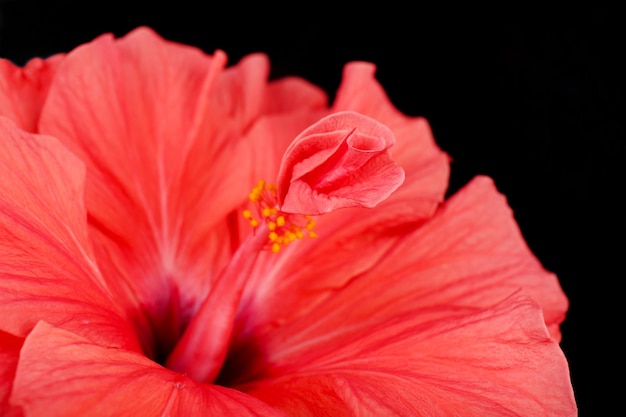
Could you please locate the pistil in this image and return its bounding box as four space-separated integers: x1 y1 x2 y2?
165 180 317 383
243 180 317 253
165 112 403 383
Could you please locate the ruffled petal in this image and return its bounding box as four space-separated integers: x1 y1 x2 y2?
355 176 569 340
241 294 576 417
332 61 450 219
0 54 64 132
227 176 569 384
37 27 276 355
0 117 137 350
11 322 287 417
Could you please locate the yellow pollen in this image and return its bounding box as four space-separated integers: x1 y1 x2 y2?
243 179 319 254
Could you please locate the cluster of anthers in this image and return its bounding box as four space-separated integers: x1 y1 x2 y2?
243 180 317 253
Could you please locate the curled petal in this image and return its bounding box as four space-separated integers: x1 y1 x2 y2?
277 111 405 215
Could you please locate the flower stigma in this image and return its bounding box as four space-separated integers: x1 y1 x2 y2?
243 179 317 254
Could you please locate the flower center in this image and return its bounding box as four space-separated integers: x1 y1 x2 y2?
164 112 405 384
165 180 317 383
243 179 317 254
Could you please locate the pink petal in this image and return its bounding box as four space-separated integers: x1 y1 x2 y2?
227 176 569 383
0 117 137 350
261 76 327 116
277 111 405 214
37 27 277 353
242 294 576 416
0 54 64 132
362 175 569 340
241 77 328 185
332 61 451 218
0 331 23 417
11 322 286 417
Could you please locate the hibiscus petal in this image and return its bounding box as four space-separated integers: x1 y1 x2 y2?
277 111 405 215
241 294 576 417
241 77 328 185
37 27 279 354
0 54 64 132
11 321 286 417
0 117 136 350
227 176 569 383
261 76 327 116
0 331 23 417
332 61 451 217
356 175 569 340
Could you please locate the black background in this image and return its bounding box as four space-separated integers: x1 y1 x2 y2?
1 2 621 415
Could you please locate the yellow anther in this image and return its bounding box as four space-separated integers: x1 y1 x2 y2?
245 179 320 254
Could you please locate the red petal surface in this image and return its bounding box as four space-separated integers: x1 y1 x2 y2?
242 75 328 187
0 54 64 132
332 62 450 218
242 294 576 417
37 27 284 354
0 117 136 350
11 322 286 417
227 177 569 386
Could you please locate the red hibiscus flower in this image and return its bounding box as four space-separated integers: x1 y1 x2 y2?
0 27 576 416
